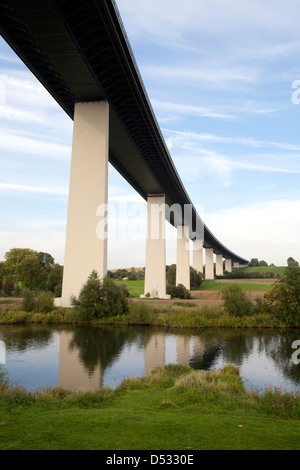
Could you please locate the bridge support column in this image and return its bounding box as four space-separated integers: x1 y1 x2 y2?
55 101 109 308
176 226 190 289
141 195 170 299
216 254 224 277
225 259 232 273
233 262 240 269
205 248 214 280
192 239 203 274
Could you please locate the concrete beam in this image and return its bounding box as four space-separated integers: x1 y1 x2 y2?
141 195 170 299
225 258 232 273
192 239 203 274
176 226 190 289
216 254 224 277
205 248 214 280
55 101 109 308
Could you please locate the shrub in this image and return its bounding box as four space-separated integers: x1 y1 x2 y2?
21 289 36 312
35 291 54 313
221 284 253 317
265 268 300 325
71 271 128 321
167 284 191 299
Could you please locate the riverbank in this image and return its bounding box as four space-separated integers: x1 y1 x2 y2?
0 364 299 450
0 300 298 329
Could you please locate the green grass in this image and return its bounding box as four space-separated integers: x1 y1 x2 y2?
0 365 299 450
117 278 273 298
199 280 272 291
116 280 144 297
238 266 286 276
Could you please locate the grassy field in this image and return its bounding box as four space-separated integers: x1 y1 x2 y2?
0 364 299 450
116 280 144 297
238 266 286 276
116 278 273 297
200 280 272 291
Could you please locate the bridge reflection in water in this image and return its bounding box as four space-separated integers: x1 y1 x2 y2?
57 330 209 392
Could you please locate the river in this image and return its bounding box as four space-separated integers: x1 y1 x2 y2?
0 325 299 393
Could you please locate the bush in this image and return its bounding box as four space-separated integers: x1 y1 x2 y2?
71 271 128 321
265 268 300 325
35 291 54 313
21 289 36 312
221 284 253 317
167 284 191 299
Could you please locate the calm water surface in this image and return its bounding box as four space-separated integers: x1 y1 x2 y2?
0 325 299 393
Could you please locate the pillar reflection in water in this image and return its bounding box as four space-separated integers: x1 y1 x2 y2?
58 331 102 392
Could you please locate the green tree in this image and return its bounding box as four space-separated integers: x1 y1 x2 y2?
259 260 268 267
16 255 43 290
265 268 300 324
190 267 202 289
36 252 55 268
4 248 36 276
46 264 63 294
166 264 176 285
287 257 299 269
249 258 259 267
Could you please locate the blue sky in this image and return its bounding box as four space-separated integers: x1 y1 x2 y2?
0 0 300 268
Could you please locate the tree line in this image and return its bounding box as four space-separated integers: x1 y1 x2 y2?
0 248 63 297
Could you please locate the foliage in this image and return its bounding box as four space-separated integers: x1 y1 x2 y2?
46 264 63 296
265 268 300 324
167 284 191 299
190 267 202 288
16 256 43 290
21 289 36 312
166 264 176 285
2 278 14 296
35 292 55 314
221 283 253 317
166 265 202 289
126 302 153 324
21 290 54 313
3 248 36 275
287 257 299 269
71 271 128 321
249 258 269 267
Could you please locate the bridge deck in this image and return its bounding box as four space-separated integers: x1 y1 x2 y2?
0 0 248 264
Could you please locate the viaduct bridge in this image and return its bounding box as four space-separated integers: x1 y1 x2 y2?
0 0 248 306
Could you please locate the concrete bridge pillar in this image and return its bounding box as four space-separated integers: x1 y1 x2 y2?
205 248 214 280
176 226 190 289
141 195 170 299
216 254 224 277
225 258 232 273
55 101 109 308
192 239 203 274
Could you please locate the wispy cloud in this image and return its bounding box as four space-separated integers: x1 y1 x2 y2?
163 128 300 152
0 182 68 196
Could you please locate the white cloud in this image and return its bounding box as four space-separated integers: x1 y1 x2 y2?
0 182 68 196
205 199 300 265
